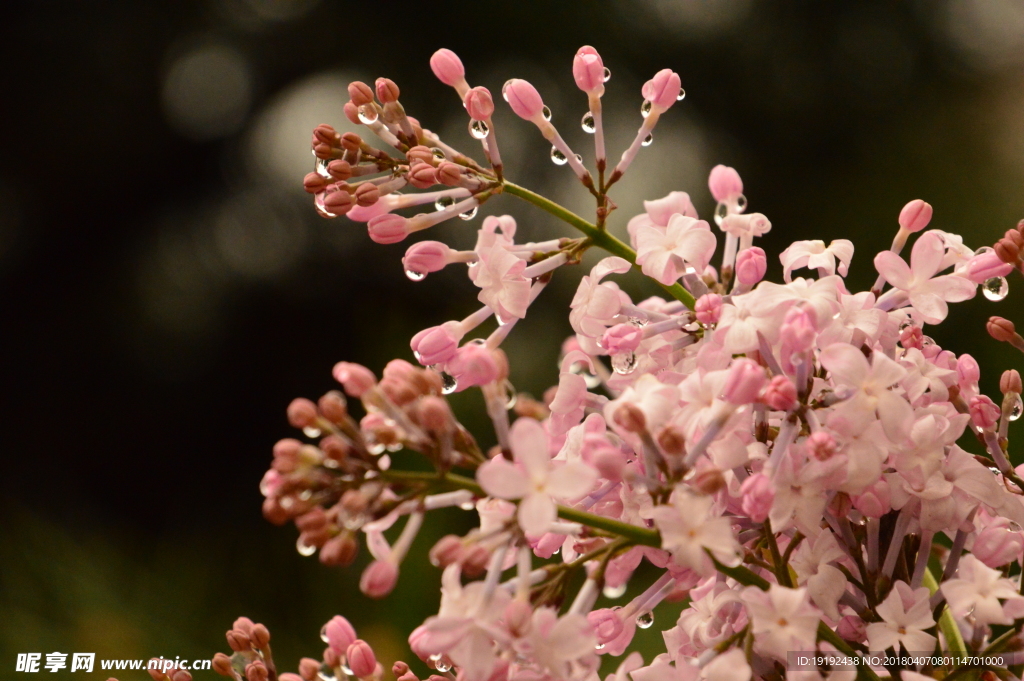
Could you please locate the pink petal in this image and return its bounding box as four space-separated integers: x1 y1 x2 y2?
873 250 914 290
820 344 870 386
477 457 530 499
510 417 552 479
909 231 945 280
546 461 598 500
518 493 556 536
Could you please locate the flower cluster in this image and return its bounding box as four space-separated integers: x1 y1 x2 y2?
222 46 1024 681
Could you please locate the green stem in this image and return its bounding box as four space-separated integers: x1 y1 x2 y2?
817 624 882 681
923 566 967 657
502 181 696 309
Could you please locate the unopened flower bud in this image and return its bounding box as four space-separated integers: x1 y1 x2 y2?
613 402 647 433
411 323 462 366
735 246 767 286
988 316 1017 343
573 46 605 94
708 165 743 203
407 162 437 189
694 293 722 325
250 624 270 649
504 79 545 121
245 660 268 681
958 353 981 386
295 507 327 532
304 172 330 194
657 426 686 457
375 78 399 104
641 69 681 112
212 653 234 678
429 49 465 87
298 658 321 681
333 362 376 397
970 395 1001 430
407 146 435 165
588 608 624 645
964 252 1013 283
1002 369 1023 395
348 81 374 106
429 535 463 568
464 86 494 120
320 533 358 567
317 391 347 424
327 160 352 181
807 431 837 461
973 525 1024 568
995 238 1021 264
262 497 290 525
436 162 463 186
340 132 362 151
393 662 410 678
354 182 379 208
722 358 766 404
360 560 398 598
837 615 866 642
898 199 932 233
343 101 361 125
403 241 452 277
287 398 318 428
279 675 304 681
762 375 798 411
691 467 726 494
461 544 491 577
346 640 377 679
367 214 410 245
828 491 852 517
601 324 642 354
853 479 891 518
226 629 251 652
740 473 773 522
416 396 454 432
323 187 354 216
445 344 500 389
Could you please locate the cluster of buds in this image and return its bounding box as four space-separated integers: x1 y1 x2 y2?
212 45 1024 681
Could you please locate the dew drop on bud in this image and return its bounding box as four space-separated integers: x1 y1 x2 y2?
459 206 478 221
315 156 331 178
714 201 729 226
983 276 1009 302
431 147 446 161
319 624 330 643
435 195 456 211
642 133 653 147
441 372 458 394
602 583 627 599
1011 395 1023 422
314 192 337 219
735 194 748 212
635 611 654 629
357 105 379 125
339 662 353 677
318 664 338 681
296 536 316 557
975 245 995 256
603 66 611 82
550 146 568 166
641 100 652 118
612 351 638 375
303 426 322 438
405 269 426 281
677 87 686 101
502 79 513 102
581 112 596 133
469 119 490 140
541 105 552 121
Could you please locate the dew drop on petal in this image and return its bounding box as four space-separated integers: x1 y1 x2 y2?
435 195 456 211
602 583 627 599
612 351 638 375
431 147 447 161
541 105 552 121
296 536 316 557
677 87 686 101
603 66 611 83
441 372 458 394
635 611 654 629
550 146 568 166
459 206 478 221
642 133 653 147
983 276 1009 302
641 100 652 118
469 119 490 140
357 105 378 125
302 426 322 438
714 201 728 226
581 112 596 133
406 269 426 282
1011 395 1023 422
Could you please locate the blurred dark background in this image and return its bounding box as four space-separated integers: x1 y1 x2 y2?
3 0 1024 675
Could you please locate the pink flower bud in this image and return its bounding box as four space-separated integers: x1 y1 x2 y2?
735 246 767 286
303 172 329 194
573 46 605 93
852 479 891 518
343 101 361 125
298 658 321 681
601 324 643 354
694 293 722 325
403 241 452 277
988 316 1017 343
780 306 817 354
461 544 491 577
287 398 318 428
964 251 1013 283
367 214 410 245
323 187 354 216
837 615 866 642
740 473 774 522
613 402 647 433
722 358 766 404
319 533 358 567
327 160 352 181
592 444 626 482
407 162 437 189
347 81 374 107
245 661 268 681
346 640 377 678
1002 369 1023 395
359 560 398 599
641 69 681 112
318 390 347 423
588 608 624 645
464 86 495 120
898 199 933 233
436 162 463 186
354 182 379 207
375 78 399 104
332 362 376 397
429 535 463 568
445 343 500 389
973 525 1024 568
323 616 357 655
957 353 981 385
416 396 454 432
504 79 545 121
762 375 798 411
708 165 743 203
970 395 1001 429
410 323 462 366
807 431 837 461
279 675 304 681
430 49 465 87
347 198 391 223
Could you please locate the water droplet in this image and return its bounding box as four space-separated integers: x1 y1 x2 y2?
469 119 490 140
357 105 378 125
314 192 336 219
1011 395 1023 422
975 246 995 256
441 372 458 394
302 426 322 438
612 351 638 375
367 442 386 455
502 80 514 102
603 583 627 599
541 106 552 121
603 67 611 83
340 662 354 676
280 496 294 509
714 201 728 226
641 133 653 147
641 100 652 118
677 87 686 101
435 195 456 211
434 655 453 673
296 536 316 557
317 665 337 681
574 154 583 164
983 276 1009 302
320 624 330 643
459 206 478 221
315 156 331 179
595 643 606 651
635 611 654 629
735 194 748 212
298 489 312 501
581 112 596 133
459 500 475 511
503 380 518 409
550 146 568 165
406 269 426 281
899 319 914 332
431 147 446 161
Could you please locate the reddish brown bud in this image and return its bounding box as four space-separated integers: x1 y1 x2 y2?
417 396 454 432
436 161 463 186
250 623 270 649
226 629 251 652
320 434 350 464
995 239 1020 264
245 660 269 681
1001 369 1023 395
212 653 234 678
408 162 438 189
691 467 726 495
323 647 341 670
327 159 352 181
1006 229 1024 248
170 670 192 681
313 124 339 146
613 402 646 433
461 544 491 577
319 532 358 566
262 497 290 525
147 661 165 681
287 398 318 429
375 78 400 104
303 172 330 194
324 187 354 216
298 659 321 681
393 662 411 677
340 489 369 515
343 101 361 125
348 81 374 106
406 146 435 165
354 182 379 207
657 426 686 456
340 132 362 151
318 390 348 423
429 535 463 568
988 316 1017 342
295 507 327 532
